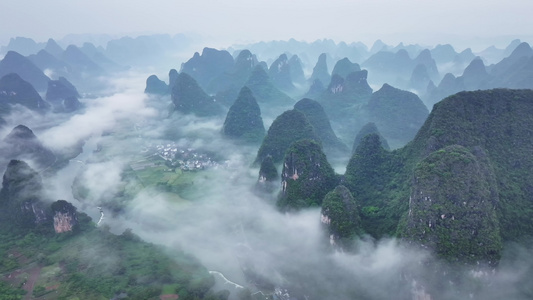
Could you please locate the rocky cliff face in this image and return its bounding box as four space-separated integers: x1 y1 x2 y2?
268 54 294 92
254 155 279 195
403 145 502 264
51 200 78 233
0 160 50 229
277 139 338 211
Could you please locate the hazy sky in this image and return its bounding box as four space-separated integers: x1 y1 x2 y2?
1 0 532 49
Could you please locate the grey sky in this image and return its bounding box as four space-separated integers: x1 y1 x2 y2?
1 0 532 49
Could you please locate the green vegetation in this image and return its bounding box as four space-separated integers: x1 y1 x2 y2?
402 145 502 263
171 72 223 117
344 134 399 238
0 158 217 299
294 98 348 156
342 89 533 263
255 155 279 196
277 139 338 210
222 86 265 143
366 83 429 148
0 223 215 299
352 122 389 152
244 65 294 108
0 281 25 299
321 185 362 249
254 109 318 164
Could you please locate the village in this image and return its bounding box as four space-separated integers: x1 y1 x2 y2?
132 142 222 172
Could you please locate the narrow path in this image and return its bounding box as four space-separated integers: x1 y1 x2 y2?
23 266 41 300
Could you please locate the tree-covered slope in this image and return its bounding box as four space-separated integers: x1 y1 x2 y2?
344 89 533 260
254 109 318 164
0 160 217 299
221 86 265 143
405 89 533 242
366 83 429 148
403 145 502 264
293 98 349 158
171 72 223 117
277 139 338 211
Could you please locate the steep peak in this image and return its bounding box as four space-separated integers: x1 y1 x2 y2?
144 74 168 95
3 50 25 61
503 39 522 56
309 53 330 84
416 49 432 61
395 49 410 60
321 185 362 249
277 139 337 211
370 39 387 53
236 49 253 60
169 68 178 91
5 125 36 141
352 122 390 152
44 38 64 57
0 50 52 93
332 57 361 79
233 49 257 72
437 73 457 89
0 73 49 111
246 65 270 85
254 109 318 164
222 85 265 143
258 155 278 183
509 42 533 58
377 83 394 92
462 57 487 78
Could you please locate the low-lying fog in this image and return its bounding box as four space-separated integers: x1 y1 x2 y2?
6 70 532 300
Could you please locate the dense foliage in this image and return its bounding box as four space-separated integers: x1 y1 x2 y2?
277 139 338 210
171 72 223 117
344 134 400 238
254 109 318 164
294 98 348 156
352 122 390 153
221 86 265 143
343 89 533 263
321 185 362 249
244 65 294 108
402 145 502 263
366 83 429 148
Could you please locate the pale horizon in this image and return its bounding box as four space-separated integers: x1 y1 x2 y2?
1 0 533 51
